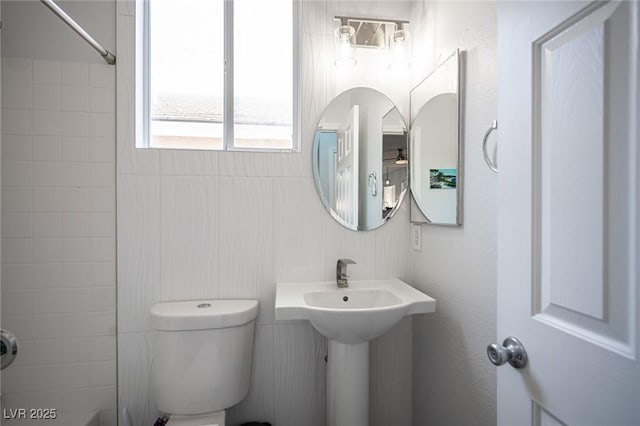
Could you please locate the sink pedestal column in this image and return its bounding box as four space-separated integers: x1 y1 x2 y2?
327 340 369 426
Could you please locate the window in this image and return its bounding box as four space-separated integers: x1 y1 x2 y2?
143 0 299 151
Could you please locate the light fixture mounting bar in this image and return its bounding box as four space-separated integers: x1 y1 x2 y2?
334 16 410 25
334 16 410 49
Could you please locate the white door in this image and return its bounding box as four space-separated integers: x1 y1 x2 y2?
335 105 359 228
497 1 639 424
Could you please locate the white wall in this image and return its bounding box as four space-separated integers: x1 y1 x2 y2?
1 3 117 424
408 1 498 425
117 2 414 426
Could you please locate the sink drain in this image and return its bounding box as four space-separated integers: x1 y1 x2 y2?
343 296 349 302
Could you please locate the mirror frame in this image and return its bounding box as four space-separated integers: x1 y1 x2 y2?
409 49 464 226
312 87 409 232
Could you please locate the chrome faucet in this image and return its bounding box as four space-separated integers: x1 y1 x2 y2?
336 259 356 288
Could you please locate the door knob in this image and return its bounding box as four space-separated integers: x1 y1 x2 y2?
487 336 527 369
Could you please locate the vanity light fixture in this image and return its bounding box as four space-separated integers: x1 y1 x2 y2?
389 22 411 71
395 148 408 165
334 18 357 69
333 16 410 70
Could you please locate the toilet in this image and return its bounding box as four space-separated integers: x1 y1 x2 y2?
150 299 259 426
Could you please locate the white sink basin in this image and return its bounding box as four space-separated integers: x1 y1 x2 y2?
276 279 436 344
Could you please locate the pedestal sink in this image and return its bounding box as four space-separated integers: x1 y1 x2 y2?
275 279 436 426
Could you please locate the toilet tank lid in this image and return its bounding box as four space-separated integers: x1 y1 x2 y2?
151 299 259 331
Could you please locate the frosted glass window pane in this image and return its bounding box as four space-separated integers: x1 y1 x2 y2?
149 0 224 150
234 0 293 149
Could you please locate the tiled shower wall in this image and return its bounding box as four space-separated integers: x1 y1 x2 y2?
1 57 117 425
117 1 414 425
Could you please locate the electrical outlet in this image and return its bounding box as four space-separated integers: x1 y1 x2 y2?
412 224 422 251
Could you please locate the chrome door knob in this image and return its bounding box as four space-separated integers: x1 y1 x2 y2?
487 336 527 369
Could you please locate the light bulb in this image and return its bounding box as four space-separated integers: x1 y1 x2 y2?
335 22 356 69
389 23 410 71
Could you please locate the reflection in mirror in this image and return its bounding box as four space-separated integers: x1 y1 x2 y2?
313 88 408 231
410 50 462 225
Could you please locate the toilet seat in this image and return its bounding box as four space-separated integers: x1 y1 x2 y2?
165 411 225 426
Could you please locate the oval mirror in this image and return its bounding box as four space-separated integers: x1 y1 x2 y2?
313 88 408 231
410 50 462 225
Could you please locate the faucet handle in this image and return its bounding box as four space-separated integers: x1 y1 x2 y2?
338 258 356 265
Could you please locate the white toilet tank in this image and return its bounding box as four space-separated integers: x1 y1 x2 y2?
151 299 259 416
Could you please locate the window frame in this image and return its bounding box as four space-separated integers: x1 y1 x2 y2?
140 0 301 152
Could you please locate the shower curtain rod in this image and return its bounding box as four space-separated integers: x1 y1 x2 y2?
40 0 116 65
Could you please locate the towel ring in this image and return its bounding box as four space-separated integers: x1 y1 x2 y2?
482 120 498 173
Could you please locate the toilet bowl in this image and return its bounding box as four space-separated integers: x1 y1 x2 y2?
151 299 259 426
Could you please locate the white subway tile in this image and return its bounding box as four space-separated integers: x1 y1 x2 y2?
2 212 32 238
90 386 116 411
91 287 116 312
33 110 61 136
33 213 61 238
2 314 62 340
90 187 115 212
33 59 61 85
33 85 61 110
31 364 90 391
61 111 91 137
4 390 62 412
3 390 62 412
61 62 89 87
90 361 117 386
3 186 33 212
90 336 116 361
91 262 115 287
2 238 32 263
62 238 91 262
62 137 91 162
33 339 63 364
2 57 32 84
91 238 115 262
90 138 115 163
33 187 61 212
2 161 32 186
32 263 62 288
2 108 33 135
62 389 91 413
61 338 92 363
62 263 91 287
62 213 91 237
90 113 115 138
60 313 93 338
61 187 90 212
92 312 116 336
2 264 33 290
32 161 62 186
32 238 62 263
61 86 90 112
90 213 115 237
90 87 115 113
3 83 33 109
62 163 91 187
1 290 35 315
90 163 115 187
3 134 33 161
90 64 115 89
33 135 62 161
